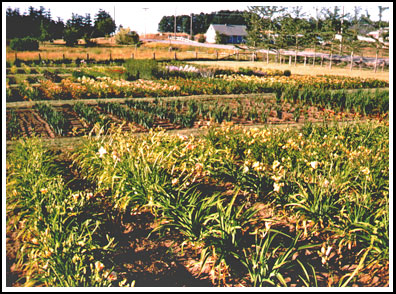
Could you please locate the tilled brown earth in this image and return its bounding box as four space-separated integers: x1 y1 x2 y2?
6 102 363 142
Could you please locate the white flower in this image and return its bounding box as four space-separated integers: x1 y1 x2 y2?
98 146 107 158
310 161 319 169
273 182 284 192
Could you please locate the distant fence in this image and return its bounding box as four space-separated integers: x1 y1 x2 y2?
8 48 389 72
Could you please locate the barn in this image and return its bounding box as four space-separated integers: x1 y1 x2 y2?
205 24 247 44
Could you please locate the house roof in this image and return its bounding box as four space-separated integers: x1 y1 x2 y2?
209 24 248 36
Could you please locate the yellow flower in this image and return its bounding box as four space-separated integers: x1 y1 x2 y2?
361 167 370 175
40 188 48 194
252 161 260 169
272 160 280 170
172 178 179 186
271 175 282 182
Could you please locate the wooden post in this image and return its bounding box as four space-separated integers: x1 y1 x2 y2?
329 44 333 69
174 52 177 60
153 52 156 60
313 52 316 67
374 50 378 72
195 51 198 60
86 53 89 61
237 52 240 60
266 48 269 64
131 53 134 59
109 52 112 61
350 51 354 71
216 51 218 60
321 55 324 67
359 57 363 70
289 55 292 65
38 53 41 62
304 56 307 66
63 53 65 61
15 52 17 62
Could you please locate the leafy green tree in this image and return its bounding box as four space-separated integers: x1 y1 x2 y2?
244 6 287 62
215 32 228 44
318 6 349 68
115 27 140 45
284 7 312 65
343 27 364 70
93 9 116 37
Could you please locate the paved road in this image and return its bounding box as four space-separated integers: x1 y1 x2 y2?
142 38 389 66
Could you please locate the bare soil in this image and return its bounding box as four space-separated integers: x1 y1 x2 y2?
6 99 363 142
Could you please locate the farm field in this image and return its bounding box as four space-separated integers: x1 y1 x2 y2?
5 58 390 288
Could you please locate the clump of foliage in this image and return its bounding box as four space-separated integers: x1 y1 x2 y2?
10 37 39 51
215 32 228 44
196 34 206 43
115 27 140 45
124 59 159 80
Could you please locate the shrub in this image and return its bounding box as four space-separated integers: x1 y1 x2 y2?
115 27 140 45
124 59 159 80
196 34 206 43
9 37 39 51
215 32 228 44
283 69 291 77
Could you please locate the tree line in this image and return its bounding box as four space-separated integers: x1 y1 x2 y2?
158 10 247 35
243 6 388 66
6 6 116 46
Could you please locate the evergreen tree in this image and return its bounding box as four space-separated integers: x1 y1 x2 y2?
93 9 116 37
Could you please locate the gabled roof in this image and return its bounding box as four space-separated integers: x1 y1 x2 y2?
209 24 248 36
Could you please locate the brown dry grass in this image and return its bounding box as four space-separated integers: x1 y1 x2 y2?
189 60 390 82
6 42 231 62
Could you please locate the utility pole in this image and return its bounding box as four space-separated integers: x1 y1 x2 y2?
143 8 149 38
174 10 177 39
340 6 344 54
190 13 193 40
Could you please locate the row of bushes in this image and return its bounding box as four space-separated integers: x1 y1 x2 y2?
9 37 39 51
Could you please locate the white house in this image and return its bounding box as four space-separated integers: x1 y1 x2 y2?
205 24 247 44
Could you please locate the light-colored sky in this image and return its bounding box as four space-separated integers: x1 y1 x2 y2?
3 2 392 36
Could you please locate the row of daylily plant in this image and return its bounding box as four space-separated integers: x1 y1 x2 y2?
69 119 388 286
6 136 134 287
6 70 388 102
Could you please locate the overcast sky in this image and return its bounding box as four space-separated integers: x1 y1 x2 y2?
3 2 392 36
